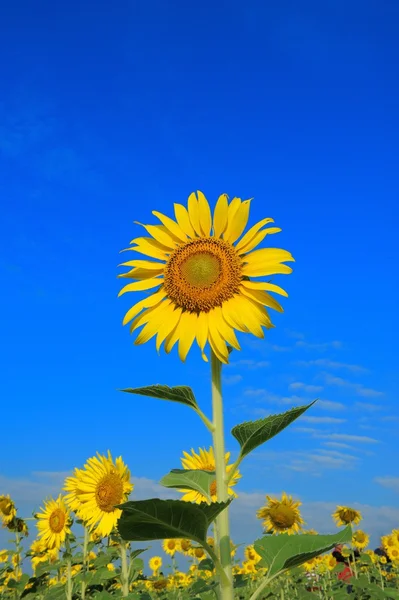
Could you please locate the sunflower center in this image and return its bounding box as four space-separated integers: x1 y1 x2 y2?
95 473 124 512
49 509 66 534
164 238 242 313
0 498 12 516
210 480 217 498
167 540 176 550
269 505 296 528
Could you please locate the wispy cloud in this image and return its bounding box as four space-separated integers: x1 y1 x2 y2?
296 340 342 351
271 344 292 352
284 329 305 340
321 373 384 398
228 359 270 369
289 382 323 393
316 399 346 411
322 441 355 450
295 359 366 373
315 433 380 444
375 477 399 494
355 402 382 412
301 416 346 424
223 374 243 385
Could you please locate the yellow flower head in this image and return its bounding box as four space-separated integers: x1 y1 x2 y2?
381 535 398 550
0 549 8 564
242 560 257 574
0 495 17 526
387 545 399 562
118 191 294 364
352 529 369 550
179 446 241 504
35 495 71 550
162 538 178 556
149 555 162 573
257 492 304 534
30 539 47 555
332 506 362 526
63 451 133 537
107 562 115 571
176 538 192 555
244 545 262 564
190 546 206 560
391 529 399 545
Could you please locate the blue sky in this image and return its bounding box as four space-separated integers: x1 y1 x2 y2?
1 0 398 552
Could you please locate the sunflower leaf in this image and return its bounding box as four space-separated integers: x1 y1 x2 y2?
159 469 215 502
254 526 352 579
120 384 198 410
232 401 316 460
117 498 230 544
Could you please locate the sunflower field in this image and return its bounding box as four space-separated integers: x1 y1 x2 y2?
2 192 397 599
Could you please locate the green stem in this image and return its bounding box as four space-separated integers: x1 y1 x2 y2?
81 526 89 600
225 456 242 486
350 548 358 579
65 537 72 600
120 540 130 597
210 350 233 600
195 407 215 432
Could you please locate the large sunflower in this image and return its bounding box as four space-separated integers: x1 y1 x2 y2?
0 495 17 526
118 191 294 363
332 506 362 527
63 451 133 537
352 529 369 550
179 446 241 503
35 495 71 550
257 492 304 534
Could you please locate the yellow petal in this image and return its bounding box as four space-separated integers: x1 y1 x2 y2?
213 194 229 238
244 248 295 266
223 197 241 241
156 306 183 351
233 295 267 337
235 218 275 253
237 227 282 255
152 211 188 242
129 302 164 332
178 312 198 361
242 263 293 277
164 321 181 354
122 290 166 326
224 199 252 244
195 311 209 353
118 267 164 279
187 192 202 236
208 326 229 364
209 307 241 350
241 280 288 297
134 302 172 345
222 297 250 333
197 191 212 236
118 259 165 270
240 286 284 313
174 204 196 237
124 237 169 260
118 277 163 296
135 223 179 250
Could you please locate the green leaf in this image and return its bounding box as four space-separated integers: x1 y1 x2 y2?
117 498 230 544
120 384 198 409
129 548 148 560
198 558 214 571
160 469 215 501
232 401 317 459
254 526 351 579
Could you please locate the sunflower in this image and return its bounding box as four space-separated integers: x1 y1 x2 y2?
35 496 71 550
118 191 294 364
0 550 8 564
162 538 178 557
179 446 241 503
149 556 162 573
332 506 362 527
391 529 399 545
382 534 398 550
176 539 192 555
352 529 369 550
257 492 304 534
190 546 206 560
244 545 261 564
0 495 17 526
63 451 133 537
387 545 399 562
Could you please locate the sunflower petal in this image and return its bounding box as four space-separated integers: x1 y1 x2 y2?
240 286 284 313
238 227 282 255
197 191 212 236
156 305 183 351
118 278 163 296
235 218 275 253
124 237 170 260
134 302 172 345
244 248 295 266
152 211 188 242
208 326 229 364
174 204 196 237
242 263 293 277
241 280 288 297
187 192 202 236
223 197 241 241
209 307 241 350
135 223 179 249
178 312 198 362
213 194 229 238
122 290 166 325
224 199 252 244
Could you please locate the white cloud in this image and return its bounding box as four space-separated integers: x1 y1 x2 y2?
322 373 384 398
284 329 305 340
228 359 270 369
375 477 399 494
296 340 342 351
322 441 355 450
355 402 382 412
316 399 345 411
289 382 323 393
271 344 292 352
315 433 380 444
301 416 346 424
295 359 366 373
222 374 243 385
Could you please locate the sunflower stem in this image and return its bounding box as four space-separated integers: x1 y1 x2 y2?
195 407 215 433
81 526 89 600
210 350 234 600
120 540 130 596
65 537 73 600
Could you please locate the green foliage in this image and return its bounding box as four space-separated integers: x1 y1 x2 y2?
232 401 317 460
117 498 231 543
160 468 216 501
120 384 198 409
254 526 352 578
